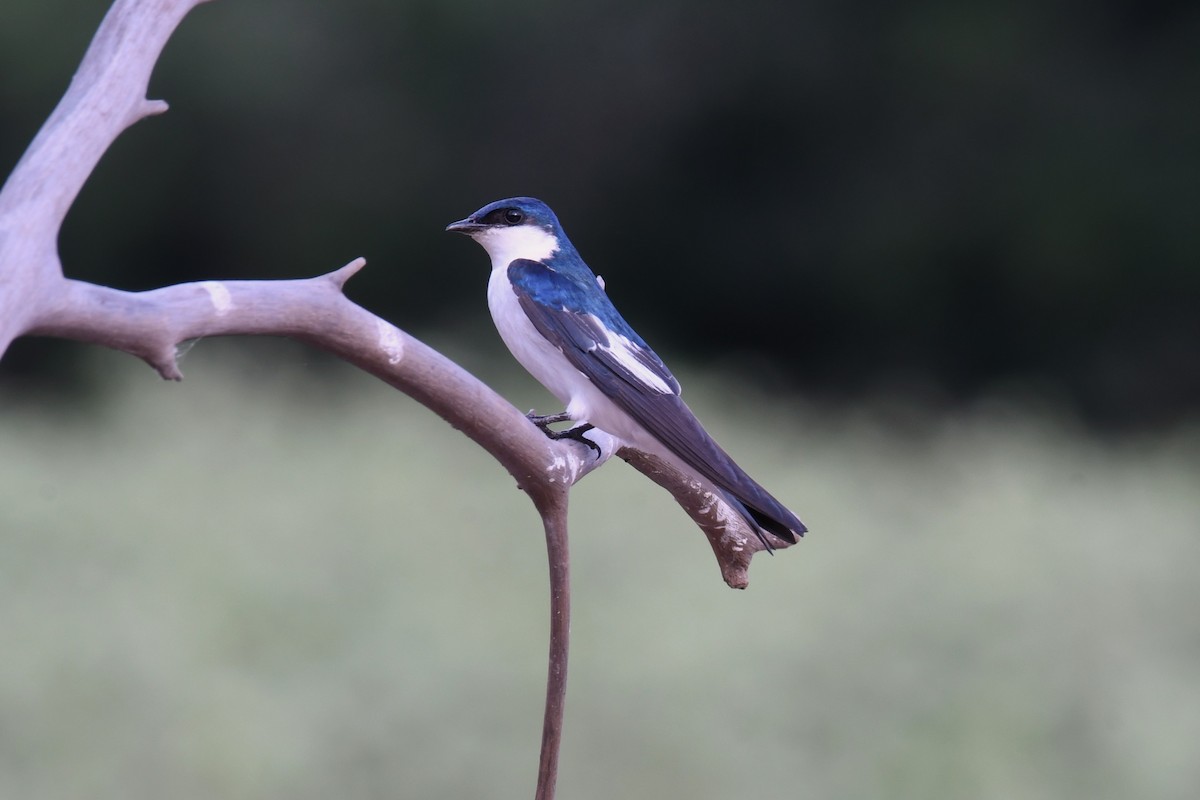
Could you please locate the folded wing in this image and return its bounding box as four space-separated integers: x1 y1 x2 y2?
508 259 806 545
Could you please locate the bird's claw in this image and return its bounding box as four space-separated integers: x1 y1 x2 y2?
549 423 603 456
526 410 603 457
526 409 571 428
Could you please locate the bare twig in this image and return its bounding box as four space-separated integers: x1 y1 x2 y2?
0 1 789 798
532 488 571 800
0 0 204 352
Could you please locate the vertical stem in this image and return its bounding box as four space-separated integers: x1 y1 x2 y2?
534 488 571 800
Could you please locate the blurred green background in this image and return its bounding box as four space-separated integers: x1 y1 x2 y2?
2 350 1198 799
2 1 1200 798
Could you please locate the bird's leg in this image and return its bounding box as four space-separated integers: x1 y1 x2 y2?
526 410 603 456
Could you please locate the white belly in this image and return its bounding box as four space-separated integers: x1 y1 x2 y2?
487 266 641 443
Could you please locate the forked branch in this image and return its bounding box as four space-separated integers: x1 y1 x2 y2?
0 1 786 798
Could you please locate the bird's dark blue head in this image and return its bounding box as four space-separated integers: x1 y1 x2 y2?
447 196 582 269
446 197 562 235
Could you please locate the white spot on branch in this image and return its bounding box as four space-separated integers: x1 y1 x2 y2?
376 318 405 365
698 489 748 550
199 281 232 315
548 453 570 484
546 428 616 486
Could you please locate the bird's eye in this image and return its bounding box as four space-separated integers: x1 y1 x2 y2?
503 209 524 225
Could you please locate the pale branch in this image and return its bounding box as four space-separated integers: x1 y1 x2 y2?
0 1 788 798
620 450 767 589
0 0 195 241
0 0 786 582
0 0 211 353
28 264 784 571
24 262 781 586
532 488 571 800
24 261 615 490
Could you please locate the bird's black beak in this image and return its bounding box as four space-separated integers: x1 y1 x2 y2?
445 217 482 234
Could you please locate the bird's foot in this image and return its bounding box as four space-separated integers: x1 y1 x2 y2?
526 410 572 429
526 410 603 457
550 423 602 455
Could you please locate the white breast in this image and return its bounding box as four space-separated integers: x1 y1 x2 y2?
487 266 586 409
487 264 643 444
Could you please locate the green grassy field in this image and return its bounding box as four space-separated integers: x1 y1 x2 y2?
2 342 1198 800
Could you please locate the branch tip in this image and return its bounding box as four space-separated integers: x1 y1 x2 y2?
152 359 183 381
144 347 183 381
141 98 169 117
327 257 367 289
722 564 750 590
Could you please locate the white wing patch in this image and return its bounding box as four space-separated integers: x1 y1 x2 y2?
587 314 675 395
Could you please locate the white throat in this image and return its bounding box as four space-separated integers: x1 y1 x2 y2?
473 225 559 269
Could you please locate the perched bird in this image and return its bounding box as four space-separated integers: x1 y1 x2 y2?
447 197 806 550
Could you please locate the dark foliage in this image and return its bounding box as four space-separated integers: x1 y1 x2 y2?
2 0 1197 428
